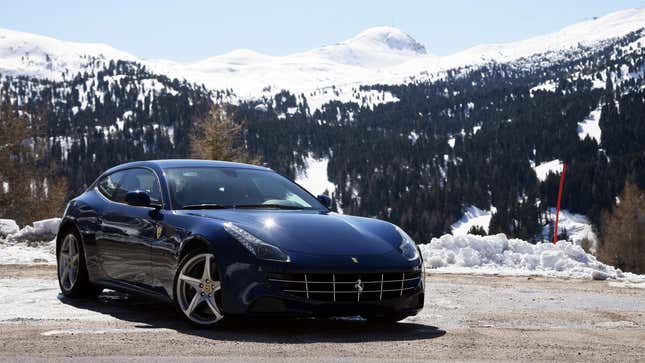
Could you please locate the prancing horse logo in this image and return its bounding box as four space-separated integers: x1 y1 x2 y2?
354 278 364 292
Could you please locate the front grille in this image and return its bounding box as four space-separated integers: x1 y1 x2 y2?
268 270 422 303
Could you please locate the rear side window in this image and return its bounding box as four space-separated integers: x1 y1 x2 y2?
97 170 128 202
97 168 162 204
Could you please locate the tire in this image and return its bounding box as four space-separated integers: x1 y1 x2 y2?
57 229 103 298
173 249 225 328
361 313 410 324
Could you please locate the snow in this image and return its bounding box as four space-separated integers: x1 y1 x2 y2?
451 205 497 236
305 26 427 68
533 159 563 182
542 208 599 252
0 219 19 237
0 241 55 264
0 277 117 321
295 154 336 197
530 80 557 93
254 103 268 112
430 7 645 67
0 27 137 80
408 131 419 144
147 27 428 100
447 137 455 148
305 87 400 113
2 8 644 103
577 105 602 143
5 217 60 242
0 218 59 264
420 233 643 281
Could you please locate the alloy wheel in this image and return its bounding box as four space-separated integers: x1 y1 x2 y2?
176 253 224 325
58 234 80 291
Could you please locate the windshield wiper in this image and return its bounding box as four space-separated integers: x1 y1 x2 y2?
233 204 307 210
180 204 234 210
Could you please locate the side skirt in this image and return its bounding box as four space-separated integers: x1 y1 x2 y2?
94 278 172 303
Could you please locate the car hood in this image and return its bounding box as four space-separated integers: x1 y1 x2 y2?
180 209 401 256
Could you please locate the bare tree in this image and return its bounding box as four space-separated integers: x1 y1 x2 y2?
0 104 68 226
190 104 260 164
597 181 645 274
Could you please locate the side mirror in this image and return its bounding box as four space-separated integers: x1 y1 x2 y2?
125 190 152 207
316 194 332 209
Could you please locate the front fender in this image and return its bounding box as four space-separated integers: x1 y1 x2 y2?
166 215 252 301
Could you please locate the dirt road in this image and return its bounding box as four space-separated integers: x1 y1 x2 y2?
0 265 644 362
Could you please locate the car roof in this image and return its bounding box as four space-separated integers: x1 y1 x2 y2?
102 159 272 175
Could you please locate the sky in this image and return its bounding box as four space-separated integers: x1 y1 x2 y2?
1 0 644 61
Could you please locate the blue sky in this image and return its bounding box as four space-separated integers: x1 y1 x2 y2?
1 0 643 61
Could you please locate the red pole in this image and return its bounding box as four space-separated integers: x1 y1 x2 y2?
553 162 567 244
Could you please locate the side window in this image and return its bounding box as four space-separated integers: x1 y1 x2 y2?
97 170 128 202
119 168 163 204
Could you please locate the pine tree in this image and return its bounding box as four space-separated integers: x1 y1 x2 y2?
468 225 487 236
598 181 645 274
190 104 260 164
0 104 68 226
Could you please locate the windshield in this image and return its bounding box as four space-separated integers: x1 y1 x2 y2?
164 167 326 211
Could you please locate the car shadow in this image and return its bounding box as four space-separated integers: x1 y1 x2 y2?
58 291 446 343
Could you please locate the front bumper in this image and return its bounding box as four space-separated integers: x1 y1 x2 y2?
245 286 424 318
219 249 425 318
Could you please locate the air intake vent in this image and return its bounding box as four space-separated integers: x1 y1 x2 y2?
268 270 422 303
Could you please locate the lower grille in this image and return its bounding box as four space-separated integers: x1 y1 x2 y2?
268 270 422 302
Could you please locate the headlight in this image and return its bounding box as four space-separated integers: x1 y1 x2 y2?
395 226 419 261
223 222 290 262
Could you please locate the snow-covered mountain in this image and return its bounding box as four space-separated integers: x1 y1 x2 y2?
149 26 432 98
397 6 645 74
0 28 137 80
0 7 644 99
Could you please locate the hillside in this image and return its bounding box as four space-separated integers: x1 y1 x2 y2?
0 8 644 244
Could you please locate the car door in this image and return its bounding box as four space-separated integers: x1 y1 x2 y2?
95 168 163 287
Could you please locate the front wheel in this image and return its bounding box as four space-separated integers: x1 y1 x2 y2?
174 251 225 328
57 231 102 298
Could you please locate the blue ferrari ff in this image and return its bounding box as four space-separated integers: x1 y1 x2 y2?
56 160 424 327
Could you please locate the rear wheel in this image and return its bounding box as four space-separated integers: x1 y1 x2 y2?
57 231 102 298
174 251 225 328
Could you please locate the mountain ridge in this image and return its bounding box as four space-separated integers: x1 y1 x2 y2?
0 8 643 100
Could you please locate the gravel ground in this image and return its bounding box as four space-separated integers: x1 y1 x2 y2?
0 265 644 362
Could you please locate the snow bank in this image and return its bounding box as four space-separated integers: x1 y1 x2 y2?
419 233 639 281
0 218 59 264
0 219 19 237
5 217 60 242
